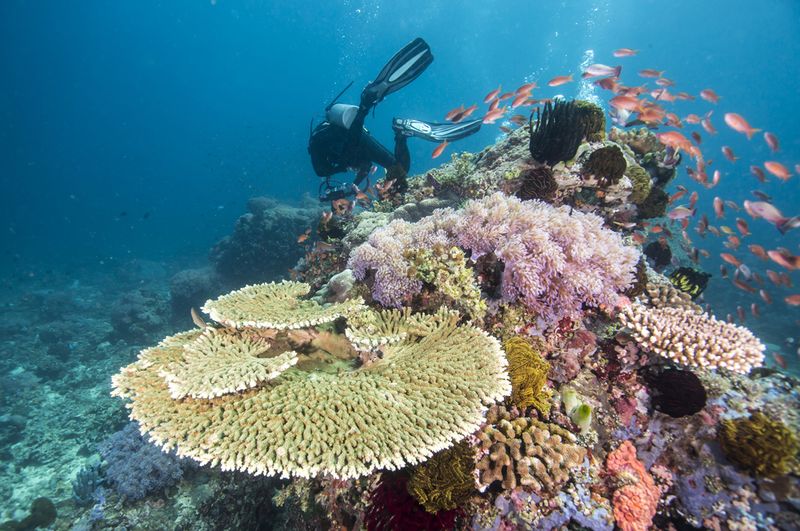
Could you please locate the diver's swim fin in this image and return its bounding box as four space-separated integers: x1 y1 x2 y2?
362 38 433 108
392 117 482 142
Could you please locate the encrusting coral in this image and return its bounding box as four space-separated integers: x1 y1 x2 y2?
201 280 364 329
160 327 297 399
504 336 551 415
475 405 586 493
719 412 800 478
406 441 476 514
111 302 511 480
618 303 764 373
582 145 627 187
605 441 660 531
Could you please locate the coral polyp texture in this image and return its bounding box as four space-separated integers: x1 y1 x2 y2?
349 192 639 326
160 328 297 399
111 304 511 480
475 405 586 493
201 280 364 329
605 441 660 531
406 441 476 514
504 336 552 414
618 303 765 373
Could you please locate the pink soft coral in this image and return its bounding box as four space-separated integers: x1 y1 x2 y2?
348 193 639 326
606 440 660 531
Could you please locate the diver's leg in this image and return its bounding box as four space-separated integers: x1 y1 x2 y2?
394 133 410 173
357 130 407 193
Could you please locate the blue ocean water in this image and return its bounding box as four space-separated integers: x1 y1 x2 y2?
1 0 799 526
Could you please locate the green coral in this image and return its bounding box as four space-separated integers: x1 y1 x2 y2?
426 152 476 189
627 162 652 205
637 187 669 219
504 336 552 415
583 145 627 187
575 100 606 142
405 245 486 320
406 441 476 513
719 412 799 477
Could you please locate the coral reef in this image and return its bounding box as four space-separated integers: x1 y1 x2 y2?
516 165 558 202
625 162 652 205
99 422 185 501
109 288 169 343
201 280 364 329
605 441 660 531
504 336 551 414
365 473 460 530
582 145 627 187
112 305 510 479
475 405 586 493
636 187 669 219
619 303 765 373
210 196 319 286
574 99 606 142
719 412 799 477
168 267 222 324
406 441 476 514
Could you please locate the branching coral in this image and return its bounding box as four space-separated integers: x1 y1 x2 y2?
160 327 297 399
504 337 551 414
406 441 476 514
529 100 587 165
201 281 364 329
404 245 486 320
719 412 799 477
605 441 660 531
475 405 586 493
111 306 511 480
619 303 765 373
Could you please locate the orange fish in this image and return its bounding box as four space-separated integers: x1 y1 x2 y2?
764 161 792 181
750 165 767 183
764 132 780 152
751 303 760 318
749 244 768 260
736 218 750 237
432 140 449 159
483 85 502 103
656 77 675 87
445 105 465 121
297 228 311 244
785 294 800 306
733 278 757 294
759 289 772 304
768 250 800 270
461 104 479 118
498 92 515 101
482 106 507 124
489 98 500 112
699 89 720 104
515 82 537 95
724 113 760 139
773 353 788 369
766 269 782 285
511 93 530 109
669 189 687 203
609 95 642 111
725 235 741 250
638 69 663 78
721 146 737 162
613 48 638 57
720 253 742 268
547 74 573 87
701 115 717 135
684 114 702 124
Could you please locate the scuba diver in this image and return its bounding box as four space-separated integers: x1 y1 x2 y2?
308 37 482 203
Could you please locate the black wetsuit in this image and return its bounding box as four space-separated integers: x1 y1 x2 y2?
308 100 409 188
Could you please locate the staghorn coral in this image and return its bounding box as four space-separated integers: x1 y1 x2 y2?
504 337 551 415
406 441 476 514
201 280 364 329
160 327 297 399
476 405 586 493
582 145 627 187
529 99 586 165
605 441 660 531
640 279 702 313
111 308 511 480
405 245 486 320
618 304 765 373
719 412 799 478
516 165 558 202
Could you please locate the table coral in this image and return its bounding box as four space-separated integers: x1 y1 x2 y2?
111 305 511 480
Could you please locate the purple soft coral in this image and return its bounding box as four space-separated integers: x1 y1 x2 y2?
348 193 639 327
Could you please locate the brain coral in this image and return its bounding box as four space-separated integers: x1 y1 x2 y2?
619 303 764 374
112 305 510 480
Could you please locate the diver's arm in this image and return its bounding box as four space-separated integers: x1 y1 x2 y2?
339 95 372 162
